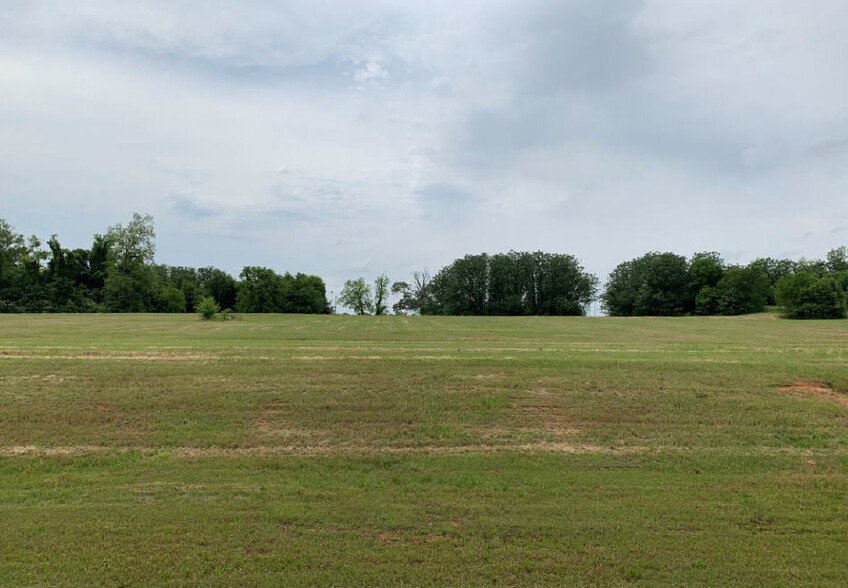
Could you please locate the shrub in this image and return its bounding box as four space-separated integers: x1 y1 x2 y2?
775 272 846 319
195 296 220 320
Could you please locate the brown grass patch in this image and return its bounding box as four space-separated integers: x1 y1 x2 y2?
0 351 215 361
0 374 72 383
508 387 579 437
779 381 848 408
252 412 333 444
0 443 645 458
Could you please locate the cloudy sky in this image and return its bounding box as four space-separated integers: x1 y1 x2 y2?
2 1 848 295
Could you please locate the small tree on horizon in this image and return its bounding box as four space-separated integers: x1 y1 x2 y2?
339 278 374 315
374 274 390 315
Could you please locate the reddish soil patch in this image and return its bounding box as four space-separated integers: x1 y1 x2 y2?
779 381 848 408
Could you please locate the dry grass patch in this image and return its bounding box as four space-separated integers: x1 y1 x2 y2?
509 387 579 437
0 351 215 361
780 381 848 408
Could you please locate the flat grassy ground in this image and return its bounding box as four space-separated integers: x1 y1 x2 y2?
1 313 847 585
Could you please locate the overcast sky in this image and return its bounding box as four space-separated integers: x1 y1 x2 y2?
2 1 848 296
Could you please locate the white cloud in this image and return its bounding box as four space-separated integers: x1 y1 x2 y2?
1 0 847 295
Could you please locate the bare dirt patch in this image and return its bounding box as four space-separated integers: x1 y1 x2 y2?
779 381 848 408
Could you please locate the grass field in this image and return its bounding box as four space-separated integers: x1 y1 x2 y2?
1 313 847 585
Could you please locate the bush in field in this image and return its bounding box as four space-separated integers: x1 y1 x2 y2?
195 296 220 320
775 272 846 319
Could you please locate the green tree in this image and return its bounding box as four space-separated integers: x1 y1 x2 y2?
196 295 220 320
688 252 724 313
713 266 769 315
427 254 489 315
339 278 373 315
425 252 596 316
747 257 797 306
776 272 846 319
391 270 432 315
0 219 27 304
695 285 720 315
198 267 238 310
603 252 689 316
156 285 187 313
280 273 331 314
373 274 390 315
532 252 597 316
103 213 159 312
45 235 98 311
826 246 848 274
234 267 329 314
236 266 285 313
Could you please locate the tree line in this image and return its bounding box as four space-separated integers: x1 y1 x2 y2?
2 214 847 318
601 250 848 319
343 249 848 319
0 214 329 314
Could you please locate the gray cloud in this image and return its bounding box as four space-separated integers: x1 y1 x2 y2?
2 0 848 295
416 183 474 224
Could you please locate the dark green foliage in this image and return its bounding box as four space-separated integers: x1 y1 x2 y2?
747 257 797 306
104 214 159 312
712 266 769 315
236 267 284 313
0 215 327 315
694 285 720 316
391 271 432 315
775 272 846 319
156 285 187 313
826 246 848 273
198 267 238 310
373 274 390 315
608 253 774 317
426 252 597 316
428 254 490 315
603 252 689 316
155 266 200 312
236 267 330 314
0 214 844 321
532 252 599 316
688 252 724 296
195 296 220 320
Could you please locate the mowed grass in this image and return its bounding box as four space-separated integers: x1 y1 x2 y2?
0 313 847 585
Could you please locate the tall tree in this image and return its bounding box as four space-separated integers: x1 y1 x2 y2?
425 252 596 316
373 274 390 315
392 270 432 315
713 266 769 315
603 252 689 316
427 254 489 315
747 257 797 305
339 278 373 315
104 213 159 312
776 272 846 319
197 267 238 311
236 266 285 313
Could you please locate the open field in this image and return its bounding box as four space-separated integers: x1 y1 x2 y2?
1 313 847 585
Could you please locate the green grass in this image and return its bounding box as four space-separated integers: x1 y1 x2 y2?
1 313 847 585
